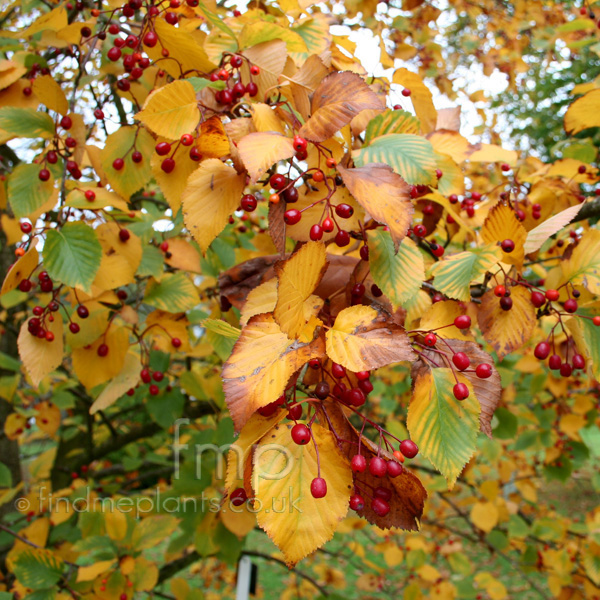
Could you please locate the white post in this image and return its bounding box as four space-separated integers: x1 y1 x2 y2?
235 555 252 600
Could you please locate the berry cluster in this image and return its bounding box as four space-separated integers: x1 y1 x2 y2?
211 54 260 105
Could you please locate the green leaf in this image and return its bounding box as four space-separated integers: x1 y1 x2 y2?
147 387 185 427
136 245 164 278
364 109 420 144
0 462 12 487
368 229 424 310
353 133 437 185
407 368 480 488
8 163 55 219
13 548 64 590
42 222 102 293
202 319 241 339
198 1 238 44
428 244 501 302
132 515 179 550
144 273 200 312
0 351 22 371
567 306 600 380
0 107 55 139
492 407 518 440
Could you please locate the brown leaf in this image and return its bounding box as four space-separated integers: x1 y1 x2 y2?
435 107 461 132
337 163 413 248
411 339 501 437
218 256 279 309
268 195 287 255
477 286 536 359
299 71 385 142
281 54 329 121
322 402 426 530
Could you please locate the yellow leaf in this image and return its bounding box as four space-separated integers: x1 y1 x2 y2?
240 40 287 108
481 202 527 268
274 242 328 339
393 68 437 133
240 278 278 326
523 204 582 254
196 116 230 159
222 313 325 431
71 324 130 390
182 158 246 254
90 352 140 414
250 102 286 134
561 229 600 294
136 80 200 140
146 310 191 352
418 564 441 582
477 285 536 359
237 132 295 183
559 413 586 440
21 5 68 37
4 412 27 440
105 510 128 541
428 130 469 163
326 305 415 372
32 75 69 115
470 502 499 532
143 18 216 80
280 54 329 121
65 184 128 211
337 163 413 248
419 300 474 342
93 222 142 291
467 143 518 166
35 400 61 437
252 422 352 566
0 60 27 91
220 502 257 538
299 71 384 142
18 314 64 388
1 244 39 296
100 126 154 199
564 89 600 135
76 560 117 583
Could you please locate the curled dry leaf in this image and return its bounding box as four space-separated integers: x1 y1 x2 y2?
412 339 501 437
337 163 413 248
326 305 416 372
268 196 287 255
299 71 384 142
477 285 536 359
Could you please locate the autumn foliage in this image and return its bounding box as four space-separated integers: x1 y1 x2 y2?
1 0 600 598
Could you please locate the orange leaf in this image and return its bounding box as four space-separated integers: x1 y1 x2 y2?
337 163 413 248
299 71 384 142
1 243 38 295
222 313 325 431
237 132 295 183
35 400 61 437
477 286 536 359
481 202 527 269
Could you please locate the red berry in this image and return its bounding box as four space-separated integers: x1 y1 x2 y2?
413 224 427 237
494 285 506 297
143 31 158 47
564 298 578 313
578 165 586 174
291 423 311 445
351 454 367 473
360 245 369 261
356 370 370 381
352 283 365 297
401 88 411 97
387 460 403 478
326 157 336 168
331 363 345 378
119 229 130 242
149 384 159 395
349 494 365 511
369 456 387 477
454 315 471 330
160 241 169 251
258 398 283 417
335 230 350 247
534 342 550 360
84 189 96 202
500 239 515 253
131 151 143 163
97 343 109 357
283 187 299 203
430 243 444 257
314 380 330 400
283 209 301 225
309 358 320 369
548 354 562 370
20 221 32 234
269 174 286 190
531 291 545 307
400 439 418 459
546 289 559 301
372 497 390 517
572 354 586 370
171 337 182 348
335 203 354 219
230 487 247 506
152 371 164 382
161 157 175 173
358 379 373 394
424 333 437 347
45 330 54 342
155 142 171 156
309 224 323 241
107 47 122 61
423 203 434 216
69 322 80 334
77 305 89 318
287 403 302 420
141 368 151 383
500 296 513 311
250 65 260 75
453 382 469 400
321 217 334 232
593 316 600 326
310 477 327 498
112 158 124 170
475 363 492 379
241 194 257 212
246 82 258 97
19 279 32 292
452 352 470 371
560 363 572 378
230 55 243 68
292 135 307 152
39 168 50 182
347 388 366 407
165 11 178 24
